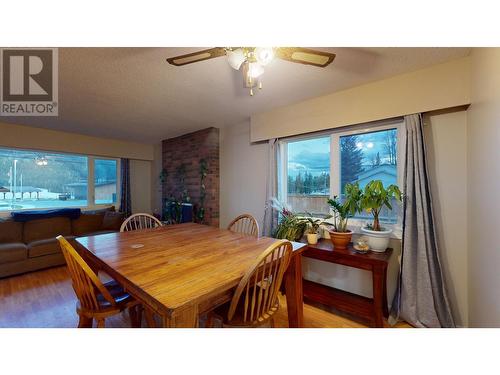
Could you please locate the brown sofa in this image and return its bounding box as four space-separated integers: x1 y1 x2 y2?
0 207 125 278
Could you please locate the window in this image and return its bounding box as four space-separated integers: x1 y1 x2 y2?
94 159 118 204
0 147 119 212
285 137 330 215
279 120 403 227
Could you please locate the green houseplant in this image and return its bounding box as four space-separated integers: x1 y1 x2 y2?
304 216 324 245
360 180 402 252
326 182 362 249
271 198 308 241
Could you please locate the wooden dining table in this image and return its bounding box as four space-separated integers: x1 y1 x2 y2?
75 222 307 328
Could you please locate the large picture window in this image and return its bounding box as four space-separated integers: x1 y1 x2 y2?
279 120 403 226
0 147 119 212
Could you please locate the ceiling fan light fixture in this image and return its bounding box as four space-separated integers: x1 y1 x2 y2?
226 48 246 70
248 62 264 78
255 47 274 66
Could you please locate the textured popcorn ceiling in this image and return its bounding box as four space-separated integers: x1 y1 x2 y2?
1 47 471 144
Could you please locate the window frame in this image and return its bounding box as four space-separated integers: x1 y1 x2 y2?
278 118 405 238
0 147 120 217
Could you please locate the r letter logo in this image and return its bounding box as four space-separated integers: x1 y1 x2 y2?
1 48 58 116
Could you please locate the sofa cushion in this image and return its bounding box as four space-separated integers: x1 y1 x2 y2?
84 206 115 215
0 243 28 263
102 211 125 231
0 219 23 243
28 236 75 258
72 212 105 236
23 217 72 243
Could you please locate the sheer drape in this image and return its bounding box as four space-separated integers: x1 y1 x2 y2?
262 139 279 237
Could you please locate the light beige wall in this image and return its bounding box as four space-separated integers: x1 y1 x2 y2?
130 159 152 214
424 110 468 327
467 48 500 327
220 120 268 229
251 57 471 142
0 121 154 160
150 142 163 216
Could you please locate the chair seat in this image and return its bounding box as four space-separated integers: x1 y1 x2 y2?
97 280 132 307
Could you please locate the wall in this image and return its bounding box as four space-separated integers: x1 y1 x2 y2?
220 121 267 228
423 109 468 327
130 159 152 214
220 111 469 324
162 127 220 226
0 121 153 160
467 48 500 327
251 57 471 142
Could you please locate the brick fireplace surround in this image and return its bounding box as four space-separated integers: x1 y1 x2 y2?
161 127 220 227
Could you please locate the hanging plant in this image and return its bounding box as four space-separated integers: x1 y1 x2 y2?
197 158 208 224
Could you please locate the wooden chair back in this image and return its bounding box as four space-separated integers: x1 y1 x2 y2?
227 214 259 237
227 240 292 325
56 235 115 311
120 213 163 232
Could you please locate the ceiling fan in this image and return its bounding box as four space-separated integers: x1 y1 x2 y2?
166 47 336 96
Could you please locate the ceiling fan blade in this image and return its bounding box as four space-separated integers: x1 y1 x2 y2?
275 47 336 67
166 47 227 66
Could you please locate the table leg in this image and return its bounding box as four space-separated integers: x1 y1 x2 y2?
372 265 385 328
382 265 389 318
160 304 199 328
284 254 304 328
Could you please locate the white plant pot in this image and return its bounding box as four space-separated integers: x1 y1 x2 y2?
306 233 319 245
360 227 392 252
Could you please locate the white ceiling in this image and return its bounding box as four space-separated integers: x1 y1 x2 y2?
2 47 471 144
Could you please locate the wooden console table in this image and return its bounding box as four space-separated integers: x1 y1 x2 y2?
302 239 393 327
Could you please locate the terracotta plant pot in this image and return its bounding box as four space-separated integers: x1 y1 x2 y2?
329 230 353 250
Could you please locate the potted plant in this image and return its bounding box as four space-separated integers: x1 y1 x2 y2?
271 198 308 241
326 183 362 250
360 180 402 252
305 217 322 245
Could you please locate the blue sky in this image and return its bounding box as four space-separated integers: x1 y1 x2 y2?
287 129 397 177
288 137 330 177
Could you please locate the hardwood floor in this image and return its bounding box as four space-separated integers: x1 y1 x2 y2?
0 266 411 328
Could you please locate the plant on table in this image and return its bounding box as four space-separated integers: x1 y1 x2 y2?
359 180 402 252
326 182 362 249
270 198 308 242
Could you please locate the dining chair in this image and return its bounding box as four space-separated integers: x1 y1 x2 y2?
56 235 142 328
207 239 292 328
227 213 259 237
120 213 163 232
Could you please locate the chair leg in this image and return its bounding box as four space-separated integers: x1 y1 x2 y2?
205 313 213 328
128 305 142 328
78 315 93 328
270 317 275 328
144 308 156 328
96 318 106 328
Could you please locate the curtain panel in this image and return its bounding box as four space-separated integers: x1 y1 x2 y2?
390 113 455 328
262 138 279 237
119 158 132 218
